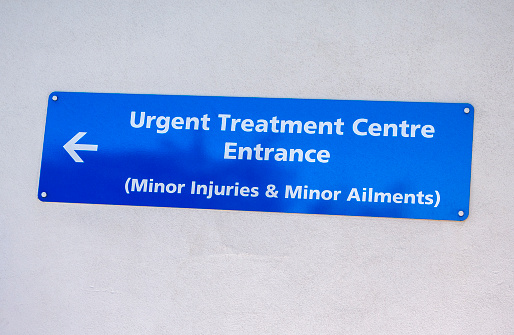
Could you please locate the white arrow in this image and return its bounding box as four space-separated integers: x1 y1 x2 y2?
63 132 98 163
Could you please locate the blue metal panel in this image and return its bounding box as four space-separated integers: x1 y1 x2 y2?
38 92 474 221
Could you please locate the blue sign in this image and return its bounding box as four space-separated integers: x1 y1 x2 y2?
38 92 474 221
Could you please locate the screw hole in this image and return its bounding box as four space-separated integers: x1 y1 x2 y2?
464 108 469 114
52 95 58 101
41 192 47 198
458 210 464 217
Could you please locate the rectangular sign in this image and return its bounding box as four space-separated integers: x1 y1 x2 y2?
38 92 474 221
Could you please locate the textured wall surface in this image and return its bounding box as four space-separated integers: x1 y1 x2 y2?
1 1 513 334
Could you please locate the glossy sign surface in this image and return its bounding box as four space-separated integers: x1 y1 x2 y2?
38 92 474 220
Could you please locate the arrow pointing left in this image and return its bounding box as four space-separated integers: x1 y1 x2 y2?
63 132 98 163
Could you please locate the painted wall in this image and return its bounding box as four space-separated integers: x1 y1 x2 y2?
1 1 513 333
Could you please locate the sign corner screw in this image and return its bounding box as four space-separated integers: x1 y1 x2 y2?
458 210 464 217
41 192 47 198
52 95 58 101
464 108 470 114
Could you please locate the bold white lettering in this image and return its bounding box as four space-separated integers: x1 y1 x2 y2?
255 120 268 132
425 194 434 205
321 190 332 200
130 111 145 128
393 193 403 203
333 190 341 200
241 119 254 132
421 125 435 138
224 142 237 159
201 114 210 130
171 117 183 129
231 118 241 131
264 147 274 160
309 189 320 200
154 182 165 193
218 114 231 131
374 192 391 203
166 183 177 193
270 117 280 133
319 121 332 134
416 191 425 204
131 179 147 192
240 186 250 197
254 144 264 160
410 124 421 137
347 188 360 201
383 124 397 136
353 119 368 136
185 117 199 130
404 193 415 204
317 150 330 163
304 121 317 134
289 149 303 162
146 115 156 128
334 118 344 135
368 123 381 136
281 120 302 133
275 148 287 161
156 116 170 133
399 120 409 137
238 146 252 160
251 187 259 197
285 185 302 199
305 149 316 162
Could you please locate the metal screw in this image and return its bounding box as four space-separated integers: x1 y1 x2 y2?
464 108 469 114
41 192 47 198
52 95 58 101
458 210 464 217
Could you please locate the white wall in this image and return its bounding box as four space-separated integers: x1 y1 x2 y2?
1 1 513 333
